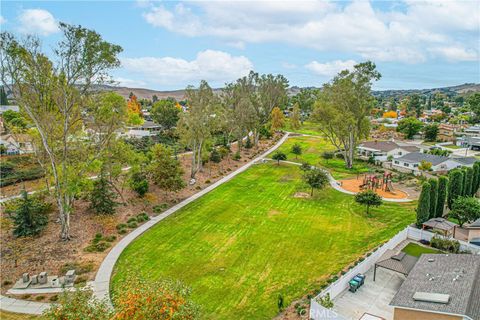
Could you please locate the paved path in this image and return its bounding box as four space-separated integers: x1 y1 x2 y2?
92 133 290 304
0 295 50 315
0 134 289 315
264 158 413 203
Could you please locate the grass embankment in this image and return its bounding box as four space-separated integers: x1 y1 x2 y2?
112 163 415 319
270 135 372 179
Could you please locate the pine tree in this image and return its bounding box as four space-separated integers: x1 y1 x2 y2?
462 168 468 196
11 190 49 237
428 178 438 219
447 170 464 209
89 171 119 215
436 176 448 218
416 182 431 227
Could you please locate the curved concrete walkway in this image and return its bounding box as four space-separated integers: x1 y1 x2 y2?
0 295 50 315
92 132 290 305
0 134 289 315
265 158 413 203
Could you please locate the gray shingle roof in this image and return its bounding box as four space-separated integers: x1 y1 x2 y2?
452 157 478 166
396 152 449 166
359 141 399 152
390 254 480 319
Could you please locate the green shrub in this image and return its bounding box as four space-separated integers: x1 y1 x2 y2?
430 236 460 253
104 235 117 242
127 221 138 229
35 295 45 301
129 171 149 197
127 217 137 224
116 223 127 231
316 293 334 309
49 295 58 302
118 228 127 235
152 203 168 213
136 212 150 222
233 152 241 161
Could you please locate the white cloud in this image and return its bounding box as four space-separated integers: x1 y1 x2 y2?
429 46 479 62
141 1 479 63
305 60 357 77
0 16 6 25
120 50 253 86
18 9 59 36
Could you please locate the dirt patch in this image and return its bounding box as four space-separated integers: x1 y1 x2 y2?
268 209 283 217
0 134 282 298
293 192 310 199
339 175 410 200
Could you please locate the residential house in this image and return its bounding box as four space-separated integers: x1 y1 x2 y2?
125 120 162 139
456 125 480 149
437 124 457 142
463 125 480 137
390 254 480 320
357 141 420 162
0 134 35 155
463 218 480 244
392 152 476 174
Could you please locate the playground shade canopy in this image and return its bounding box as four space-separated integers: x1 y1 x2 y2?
374 249 418 281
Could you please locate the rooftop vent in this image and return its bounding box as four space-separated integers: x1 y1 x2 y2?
428 258 435 262
413 292 450 304
392 252 406 261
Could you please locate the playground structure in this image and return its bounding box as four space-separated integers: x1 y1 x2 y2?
359 172 395 193
339 172 409 200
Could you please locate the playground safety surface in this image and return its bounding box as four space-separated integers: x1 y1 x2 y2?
339 176 409 200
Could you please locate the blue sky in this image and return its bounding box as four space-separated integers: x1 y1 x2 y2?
1 0 479 90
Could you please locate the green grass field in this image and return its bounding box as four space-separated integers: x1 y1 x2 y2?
284 120 324 136
401 242 442 257
270 136 372 179
112 163 415 319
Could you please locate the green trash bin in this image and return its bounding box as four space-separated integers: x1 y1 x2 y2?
349 279 359 292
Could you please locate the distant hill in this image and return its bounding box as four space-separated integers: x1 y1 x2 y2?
98 83 479 101
372 83 480 99
4 83 479 102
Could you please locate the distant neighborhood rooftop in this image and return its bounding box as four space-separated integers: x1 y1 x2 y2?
452 157 478 166
396 152 449 166
359 140 419 153
390 254 480 320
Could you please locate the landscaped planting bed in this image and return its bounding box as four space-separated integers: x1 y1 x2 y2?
112 163 415 319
